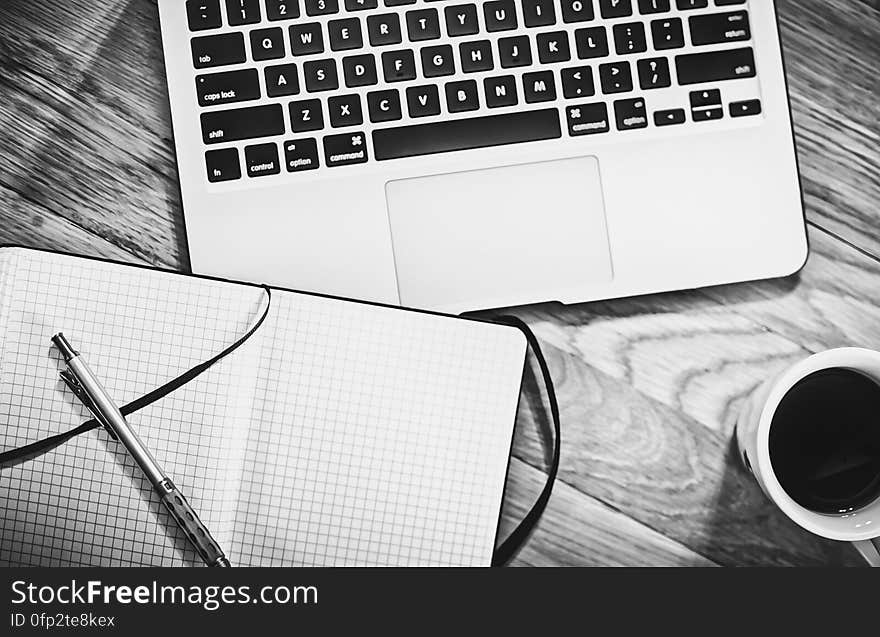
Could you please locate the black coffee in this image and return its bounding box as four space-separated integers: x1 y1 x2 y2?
769 368 880 514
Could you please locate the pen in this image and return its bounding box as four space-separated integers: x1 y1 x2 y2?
51 332 231 567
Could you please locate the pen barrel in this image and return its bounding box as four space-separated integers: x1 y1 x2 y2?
157 478 230 567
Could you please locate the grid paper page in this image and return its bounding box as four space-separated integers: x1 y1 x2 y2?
0 248 526 566
0 249 265 566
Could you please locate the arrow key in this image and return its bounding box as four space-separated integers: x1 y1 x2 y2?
653 108 686 126
561 66 596 99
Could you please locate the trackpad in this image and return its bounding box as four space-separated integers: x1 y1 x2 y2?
385 156 613 311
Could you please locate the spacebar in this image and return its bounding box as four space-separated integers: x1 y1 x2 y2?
372 109 561 161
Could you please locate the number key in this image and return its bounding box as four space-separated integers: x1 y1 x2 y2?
187 0 222 31
225 0 261 26
304 0 339 16
266 0 300 20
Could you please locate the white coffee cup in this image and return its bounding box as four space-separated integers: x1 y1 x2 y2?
735 347 880 566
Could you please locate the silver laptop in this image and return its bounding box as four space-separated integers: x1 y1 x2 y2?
158 0 807 313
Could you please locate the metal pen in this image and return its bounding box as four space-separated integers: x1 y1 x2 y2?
52 332 230 567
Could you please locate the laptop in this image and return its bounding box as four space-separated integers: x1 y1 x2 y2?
158 0 807 313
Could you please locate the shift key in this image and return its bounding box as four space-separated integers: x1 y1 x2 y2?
201 104 285 144
675 47 756 85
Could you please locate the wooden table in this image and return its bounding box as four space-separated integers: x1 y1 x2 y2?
1 0 877 566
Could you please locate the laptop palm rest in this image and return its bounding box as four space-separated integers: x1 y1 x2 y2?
385 156 614 311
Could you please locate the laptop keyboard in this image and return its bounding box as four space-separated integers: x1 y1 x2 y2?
187 0 761 182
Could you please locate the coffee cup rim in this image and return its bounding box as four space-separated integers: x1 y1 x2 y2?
756 347 880 541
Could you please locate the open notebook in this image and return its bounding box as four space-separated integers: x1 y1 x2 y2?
0 247 526 567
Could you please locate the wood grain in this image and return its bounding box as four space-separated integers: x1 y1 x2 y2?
0 0 878 566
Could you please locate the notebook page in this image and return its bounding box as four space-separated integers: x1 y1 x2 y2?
0 249 265 566
236 293 526 566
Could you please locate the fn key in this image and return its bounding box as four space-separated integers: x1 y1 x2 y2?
206 148 241 182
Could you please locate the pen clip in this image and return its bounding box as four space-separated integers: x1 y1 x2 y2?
59 369 119 441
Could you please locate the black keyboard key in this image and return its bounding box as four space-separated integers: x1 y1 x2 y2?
205 147 241 182
446 80 480 112
561 66 595 98
342 54 378 86
345 0 377 9
676 0 707 9
565 102 610 136
289 99 324 131
367 89 402 122
245 142 280 177
484 75 518 107
266 0 299 20
290 23 324 55
599 0 632 19
730 98 761 117
484 1 518 32
637 0 670 13
421 45 455 77
498 36 532 68
692 106 723 121
187 0 222 31
460 41 494 72
304 0 339 15
250 27 286 61
226 0 262 25
283 138 320 172
675 47 756 85
522 0 557 27
303 59 339 91
690 10 751 46
372 109 561 161
266 0 300 20
574 27 609 59
599 61 632 93
523 71 556 103
201 104 285 144
445 4 479 36
715 0 746 4
561 0 595 23
191 32 246 69
537 31 571 64
614 97 648 130
367 14 403 46
385 0 416 4
406 85 442 117
613 22 647 55
689 88 721 108
328 93 363 127
651 17 684 50
196 69 260 106
654 108 685 126
636 57 670 89
407 9 441 41
328 18 363 51
382 50 417 82
265 63 300 97
324 131 368 167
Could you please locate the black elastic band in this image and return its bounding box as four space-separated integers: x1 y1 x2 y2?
491 315 561 567
0 286 272 466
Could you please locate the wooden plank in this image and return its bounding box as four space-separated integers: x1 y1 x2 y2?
776 0 880 256
0 0 187 268
500 459 717 567
0 185 142 262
